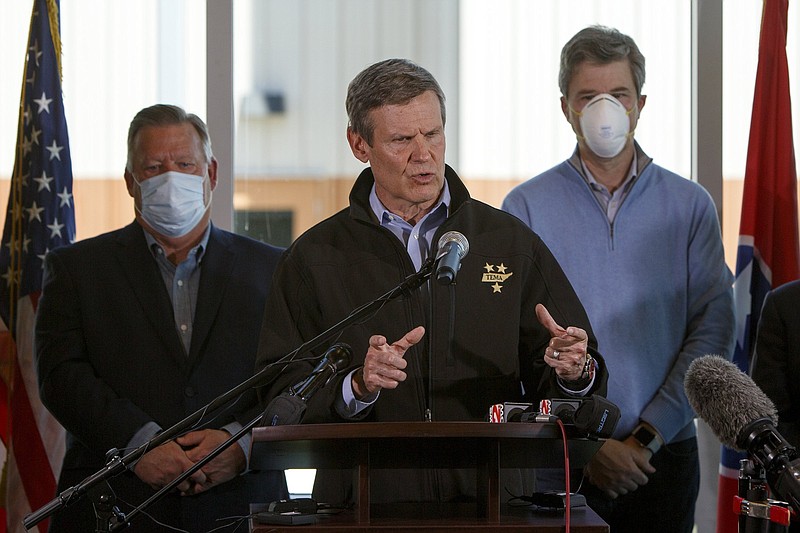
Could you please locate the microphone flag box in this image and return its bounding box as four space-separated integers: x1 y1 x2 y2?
538 399 581 418
488 402 532 423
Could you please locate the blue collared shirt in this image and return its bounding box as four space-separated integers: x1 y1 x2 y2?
129 225 250 463
339 181 451 417
144 225 210 355
580 151 639 224
368 181 451 271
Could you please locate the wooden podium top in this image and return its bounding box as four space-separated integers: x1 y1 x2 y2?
254 420 574 440
251 421 603 471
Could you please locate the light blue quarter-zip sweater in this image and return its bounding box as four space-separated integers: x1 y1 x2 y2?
503 144 735 443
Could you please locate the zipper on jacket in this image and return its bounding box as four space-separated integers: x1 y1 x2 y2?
609 222 615 250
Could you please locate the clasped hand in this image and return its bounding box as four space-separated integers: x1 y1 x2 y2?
584 437 656 499
133 428 245 496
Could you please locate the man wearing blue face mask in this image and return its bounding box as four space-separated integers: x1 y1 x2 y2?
133 170 212 238
35 104 288 531
503 26 735 532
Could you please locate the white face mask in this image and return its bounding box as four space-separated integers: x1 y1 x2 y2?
134 170 211 238
574 94 635 158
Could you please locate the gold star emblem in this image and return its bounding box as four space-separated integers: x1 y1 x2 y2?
482 263 513 294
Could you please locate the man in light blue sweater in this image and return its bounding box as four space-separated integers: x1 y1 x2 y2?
502 26 735 533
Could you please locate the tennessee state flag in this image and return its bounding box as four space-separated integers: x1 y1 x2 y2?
718 0 800 531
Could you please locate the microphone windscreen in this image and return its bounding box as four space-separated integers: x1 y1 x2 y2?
684 355 777 450
327 343 353 370
437 231 469 258
263 393 307 426
574 395 620 439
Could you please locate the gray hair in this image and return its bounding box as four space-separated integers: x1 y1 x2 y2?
345 58 446 145
126 104 213 171
559 25 646 98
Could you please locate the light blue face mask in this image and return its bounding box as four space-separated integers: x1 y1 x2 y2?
134 170 211 237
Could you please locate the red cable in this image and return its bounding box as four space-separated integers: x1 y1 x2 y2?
556 418 571 533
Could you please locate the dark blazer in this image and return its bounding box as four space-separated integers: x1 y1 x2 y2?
752 279 800 449
36 221 287 532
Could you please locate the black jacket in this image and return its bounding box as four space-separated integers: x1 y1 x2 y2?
752 280 800 448
36 222 287 532
257 166 607 503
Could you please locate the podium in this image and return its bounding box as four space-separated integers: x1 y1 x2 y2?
250 421 608 531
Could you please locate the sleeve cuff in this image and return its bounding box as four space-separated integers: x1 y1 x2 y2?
557 356 598 395
125 421 162 466
336 368 379 418
222 421 251 470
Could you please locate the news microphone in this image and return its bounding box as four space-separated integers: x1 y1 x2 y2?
488 402 533 423
290 343 353 400
262 343 353 426
488 396 619 438
684 355 800 512
435 231 469 285
539 396 620 439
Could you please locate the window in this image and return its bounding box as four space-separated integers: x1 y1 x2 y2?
3 1 798 270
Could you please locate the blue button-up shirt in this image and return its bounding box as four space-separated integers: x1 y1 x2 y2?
145 225 210 355
368 181 451 271
580 152 639 224
129 225 249 462
339 181 452 416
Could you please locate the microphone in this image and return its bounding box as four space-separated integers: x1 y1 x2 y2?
539 396 620 438
435 231 469 285
488 402 533 423
290 343 353 400
488 396 619 438
262 343 353 426
684 355 800 512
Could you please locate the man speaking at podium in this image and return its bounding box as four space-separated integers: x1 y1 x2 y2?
256 58 608 506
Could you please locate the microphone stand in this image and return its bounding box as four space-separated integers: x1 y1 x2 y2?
24 257 435 532
110 413 264 531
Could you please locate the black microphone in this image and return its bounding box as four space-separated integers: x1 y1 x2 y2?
290 343 353 400
435 231 469 285
489 396 619 439
262 343 353 426
684 355 800 512
537 396 620 438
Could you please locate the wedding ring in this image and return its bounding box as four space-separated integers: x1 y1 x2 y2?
552 350 560 360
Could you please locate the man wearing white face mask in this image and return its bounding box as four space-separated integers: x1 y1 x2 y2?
35 104 288 531
503 26 734 532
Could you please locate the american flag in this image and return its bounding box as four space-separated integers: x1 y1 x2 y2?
716 0 800 531
0 0 74 531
